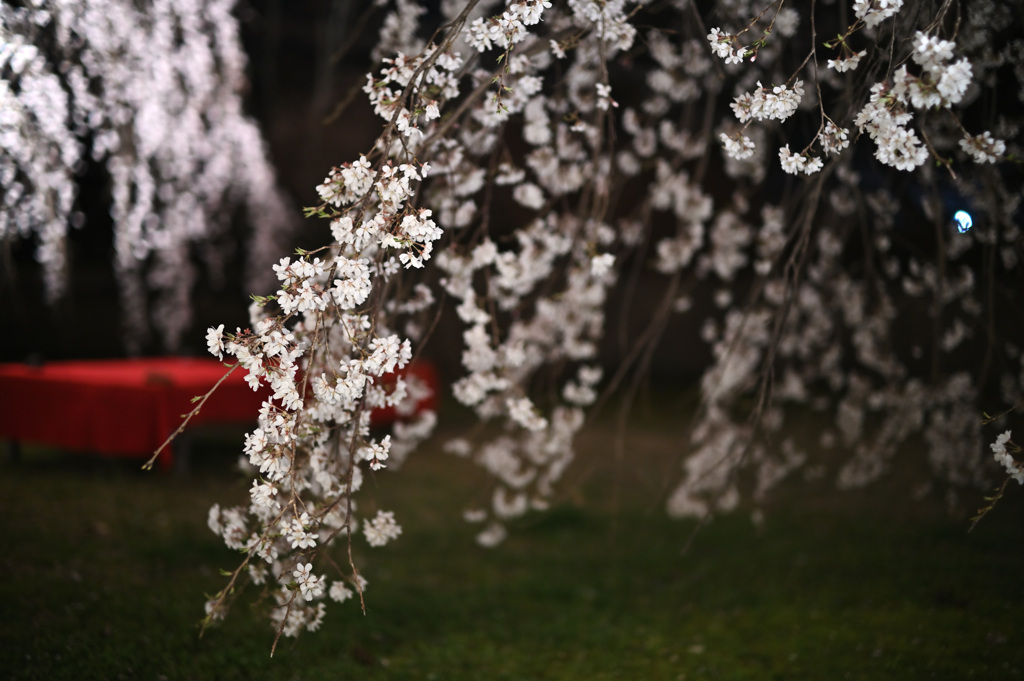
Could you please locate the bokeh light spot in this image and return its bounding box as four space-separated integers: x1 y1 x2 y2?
954 210 973 233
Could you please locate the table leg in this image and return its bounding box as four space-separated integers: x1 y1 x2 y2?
174 432 192 476
3 439 21 464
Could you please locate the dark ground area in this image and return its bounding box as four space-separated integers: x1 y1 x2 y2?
1 419 1023 680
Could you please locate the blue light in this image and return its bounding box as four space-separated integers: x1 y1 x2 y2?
953 210 973 233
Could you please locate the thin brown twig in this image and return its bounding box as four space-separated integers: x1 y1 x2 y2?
142 362 241 471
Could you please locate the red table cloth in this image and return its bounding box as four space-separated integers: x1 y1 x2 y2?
0 357 437 470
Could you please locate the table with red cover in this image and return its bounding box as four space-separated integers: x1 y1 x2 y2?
0 357 437 470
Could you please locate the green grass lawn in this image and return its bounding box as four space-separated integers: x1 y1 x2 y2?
2 423 1022 680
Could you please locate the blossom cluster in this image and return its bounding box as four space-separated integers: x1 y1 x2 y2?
778 145 824 176
707 27 748 65
731 80 804 124
892 32 973 109
827 49 866 73
854 0 904 28
991 431 1023 485
468 0 552 52
854 83 930 170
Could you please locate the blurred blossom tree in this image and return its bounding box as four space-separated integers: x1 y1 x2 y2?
5 0 1024 650
0 0 293 350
